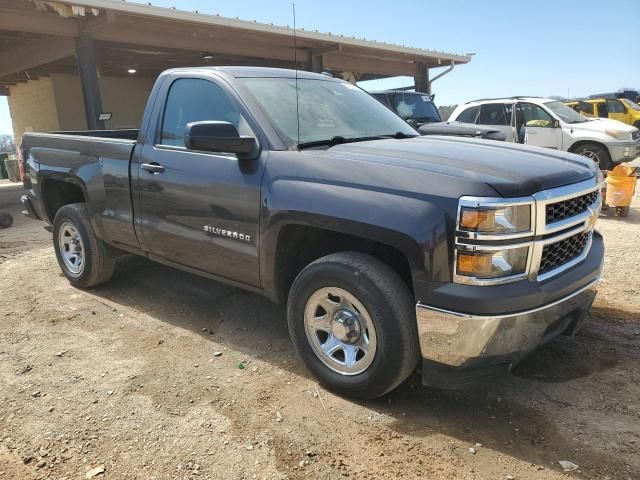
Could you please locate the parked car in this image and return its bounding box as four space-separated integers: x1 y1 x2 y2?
566 97 640 129
21 67 603 398
449 96 640 169
372 90 506 140
589 90 640 104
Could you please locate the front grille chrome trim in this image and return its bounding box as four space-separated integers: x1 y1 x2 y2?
536 231 593 282
532 178 601 235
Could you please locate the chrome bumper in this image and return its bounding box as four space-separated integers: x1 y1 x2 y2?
415 279 599 368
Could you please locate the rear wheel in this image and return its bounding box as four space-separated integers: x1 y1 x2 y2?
53 203 116 287
572 143 612 170
287 252 419 399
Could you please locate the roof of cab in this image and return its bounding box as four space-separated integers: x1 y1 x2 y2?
464 96 554 105
161 66 340 80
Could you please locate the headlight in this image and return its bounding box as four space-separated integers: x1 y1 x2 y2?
605 129 630 140
459 204 531 234
456 246 529 279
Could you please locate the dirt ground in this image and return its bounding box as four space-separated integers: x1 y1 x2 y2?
0 177 639 480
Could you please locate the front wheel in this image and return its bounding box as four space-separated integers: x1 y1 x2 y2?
287 252 420 399
53 203 116 288
572 143 612 170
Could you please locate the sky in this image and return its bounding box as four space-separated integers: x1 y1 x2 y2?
1 0 639 136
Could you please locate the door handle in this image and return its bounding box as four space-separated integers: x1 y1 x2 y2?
141 162 165 174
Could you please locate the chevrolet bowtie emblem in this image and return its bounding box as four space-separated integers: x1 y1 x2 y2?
586 203 600 229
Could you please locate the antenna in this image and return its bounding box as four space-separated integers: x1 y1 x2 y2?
293 3 300 148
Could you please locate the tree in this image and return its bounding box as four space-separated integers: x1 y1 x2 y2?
0 134 16 153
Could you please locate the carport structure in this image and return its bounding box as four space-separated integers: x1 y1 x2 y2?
0 0 471 138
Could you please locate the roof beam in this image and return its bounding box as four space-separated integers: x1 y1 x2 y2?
0 36 75 78
324 53 415 77
91 19 311 64
309 44 341 57
0 7 79 36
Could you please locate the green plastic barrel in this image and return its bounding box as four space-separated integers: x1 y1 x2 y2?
4 155 19 182
0 153 8 180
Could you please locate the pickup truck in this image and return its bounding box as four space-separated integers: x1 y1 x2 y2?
21 67 604 398
372 90 506 140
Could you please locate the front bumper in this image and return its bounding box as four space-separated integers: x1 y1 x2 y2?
416 278 599 388
608 139 640 163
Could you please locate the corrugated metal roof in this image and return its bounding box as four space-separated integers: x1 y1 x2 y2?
50 0 471 64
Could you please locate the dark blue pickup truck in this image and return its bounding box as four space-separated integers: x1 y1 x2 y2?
20 67 603 398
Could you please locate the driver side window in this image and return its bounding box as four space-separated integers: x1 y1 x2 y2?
160 78 251 147
518 103 554 128
606 99 625 114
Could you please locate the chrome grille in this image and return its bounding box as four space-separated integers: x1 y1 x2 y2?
545 190 598 225
539 232 590 274
632 130 640 141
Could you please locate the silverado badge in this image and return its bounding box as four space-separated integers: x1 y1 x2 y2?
203 225 251 243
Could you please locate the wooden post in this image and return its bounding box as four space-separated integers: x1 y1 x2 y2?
74 32 105 130
311 54 324 73
414 62 429 94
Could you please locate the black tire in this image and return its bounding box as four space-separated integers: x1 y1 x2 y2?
287 252 420 399
633 121 640 130
52 203 116 288
572 143 612 170
0 213 13 229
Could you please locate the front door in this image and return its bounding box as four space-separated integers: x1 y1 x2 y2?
134 77 264 287
606 99 630 124
517 102 563 150
476 102 516 142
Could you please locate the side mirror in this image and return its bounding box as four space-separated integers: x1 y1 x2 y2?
184 121 258 160
552 119 560 128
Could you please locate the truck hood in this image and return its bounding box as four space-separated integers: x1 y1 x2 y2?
326 136 597 197
572 117 637 133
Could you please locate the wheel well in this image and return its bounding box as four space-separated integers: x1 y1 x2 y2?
43 179 85 222
274 224 413 304
569 140 609 156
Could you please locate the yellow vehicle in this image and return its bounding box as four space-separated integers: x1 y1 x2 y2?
567 98 640 129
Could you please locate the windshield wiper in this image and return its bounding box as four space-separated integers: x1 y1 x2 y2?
412 116 439 122
297 132 416 150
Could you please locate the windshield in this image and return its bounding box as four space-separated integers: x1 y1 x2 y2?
544 101 587 123
392 93 441 122
622 98 640 111
240 78 417 147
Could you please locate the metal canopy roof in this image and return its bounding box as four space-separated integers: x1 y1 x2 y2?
0 0 472 92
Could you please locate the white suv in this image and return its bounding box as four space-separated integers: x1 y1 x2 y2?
449 97 640 169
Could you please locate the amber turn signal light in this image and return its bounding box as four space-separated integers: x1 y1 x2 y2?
457 253 493 276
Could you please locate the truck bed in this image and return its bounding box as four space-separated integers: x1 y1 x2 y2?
21 131 139 248
21 132 137 171
51 129 139 141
